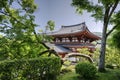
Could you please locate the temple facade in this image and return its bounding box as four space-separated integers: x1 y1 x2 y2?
46 22 101 58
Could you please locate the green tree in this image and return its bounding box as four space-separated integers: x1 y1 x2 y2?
42 20 55 42
72 0 120 71
0 0 59 60
45 20 55 32
0 0 40 59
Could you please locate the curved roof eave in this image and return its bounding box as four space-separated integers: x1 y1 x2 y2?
47 22 101 40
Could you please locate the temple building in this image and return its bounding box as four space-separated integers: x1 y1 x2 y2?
46 22 101 58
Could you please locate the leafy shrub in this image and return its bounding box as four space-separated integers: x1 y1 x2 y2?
0 57 61 80
75 62 97 79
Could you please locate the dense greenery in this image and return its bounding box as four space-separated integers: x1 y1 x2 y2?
75 62 97 79
0 34 46 60
105 47 120 68
0 57 61 80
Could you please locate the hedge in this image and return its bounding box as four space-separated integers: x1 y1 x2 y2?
75 62 97 79
0 57 61 80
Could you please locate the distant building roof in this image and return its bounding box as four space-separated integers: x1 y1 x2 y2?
48 22 101 40
48 22 86 36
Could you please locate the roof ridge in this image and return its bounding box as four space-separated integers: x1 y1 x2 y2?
62 22 85 28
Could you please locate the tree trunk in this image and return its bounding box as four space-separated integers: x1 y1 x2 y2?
98 23 107 72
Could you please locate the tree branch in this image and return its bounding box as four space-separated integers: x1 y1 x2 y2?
39 49 59 57
30 18 50 49
106 0 119 37
39 50 50 56
108 0 119 20
106 24 118 37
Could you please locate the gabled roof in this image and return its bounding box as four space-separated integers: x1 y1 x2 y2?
48 22 86 36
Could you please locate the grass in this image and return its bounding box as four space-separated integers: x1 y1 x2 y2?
58 72 79 80
97 69 120 80
58 69 120 80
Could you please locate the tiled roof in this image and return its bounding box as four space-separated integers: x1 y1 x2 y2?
47 22 101 41
45 42 95 53
45 43 72 53
48 22 86 35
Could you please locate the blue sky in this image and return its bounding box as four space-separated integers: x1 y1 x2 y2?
34 0 103 32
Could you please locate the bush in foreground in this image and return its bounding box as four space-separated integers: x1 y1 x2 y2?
0 57 61 80
75 62 97 79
